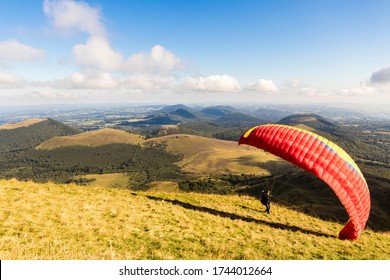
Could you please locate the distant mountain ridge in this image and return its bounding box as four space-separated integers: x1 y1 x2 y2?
212 112 265 128
278 113 336 131
122 104 263 128
200 105 239 117
170 108 196 119
155 104 195 114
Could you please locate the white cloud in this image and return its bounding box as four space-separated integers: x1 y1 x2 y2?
72 36 124 71
284 78 304 89
42 69 119 89
182 75 241 92
341 82 376 96
124 74 177 92
0 71 25 88
44 1 121 72
125 45 183 74
281 78 328 96
295 87 325 96
150 45 182 72
73 39 183 74
68 70 118 89
73 40 183 74
43 0 105 37
29 90 91 101
370 65 390 84
42 0 185 94
0 39 44 61
41 70 177 91
245 79 279 93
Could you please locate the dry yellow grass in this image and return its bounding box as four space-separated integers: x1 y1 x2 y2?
77 173 129 188
36 128 144 150
1 179 389 260
161 125 179 129
295 124 316 131
0 118 46 130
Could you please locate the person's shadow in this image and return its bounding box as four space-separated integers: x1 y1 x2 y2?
143 194 335 238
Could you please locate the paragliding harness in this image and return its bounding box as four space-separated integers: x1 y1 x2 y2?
260 190 271 214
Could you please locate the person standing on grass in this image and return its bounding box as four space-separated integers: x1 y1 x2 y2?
260 190 271 214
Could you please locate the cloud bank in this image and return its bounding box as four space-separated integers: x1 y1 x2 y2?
0 71 25 88
370 66 390 84
245 79 279 93
182 75 241 92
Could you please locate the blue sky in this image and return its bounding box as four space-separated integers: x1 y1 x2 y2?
1 0 390 107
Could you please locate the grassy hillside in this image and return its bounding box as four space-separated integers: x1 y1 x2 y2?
0 179 388 260
36 128 144 150
144 134 289 175
74 173 129 188
35 130 287 177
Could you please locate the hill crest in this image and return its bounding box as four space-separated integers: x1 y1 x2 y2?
0 118 46 130
144 133 287 175
200 105 238 117
36 128 144 150
0 118 80 152
278 113 336 131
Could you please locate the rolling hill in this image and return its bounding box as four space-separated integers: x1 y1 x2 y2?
36 128 287 177
1 178 388 260
170 108 197 119
155 104 195 114
0 118 80 153
200 105 239 117
253 108 291 122
278 113 336 131
211 112 265 128
36 128 144 150
143 134 288 175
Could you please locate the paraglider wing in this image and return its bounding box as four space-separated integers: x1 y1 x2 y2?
239 124 370 240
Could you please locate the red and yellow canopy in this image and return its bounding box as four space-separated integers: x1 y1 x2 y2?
239 124 370 240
